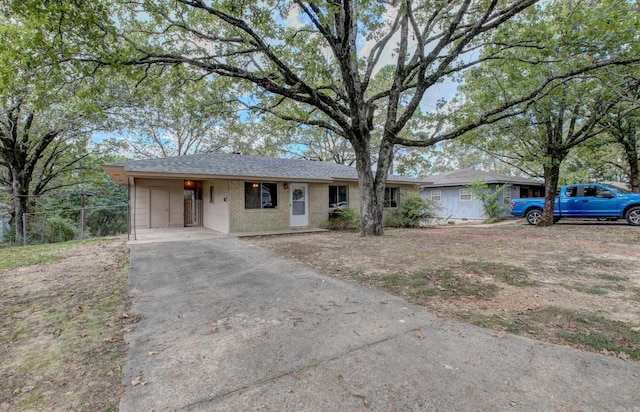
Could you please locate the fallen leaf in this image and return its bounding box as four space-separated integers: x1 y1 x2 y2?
415 332 425 340
492 332 506 339
630 327 640 332
209 327 219 334
147 351 159 356
618 352 630 360
131 376 147 386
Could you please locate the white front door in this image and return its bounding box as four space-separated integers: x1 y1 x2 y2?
290 183 309 227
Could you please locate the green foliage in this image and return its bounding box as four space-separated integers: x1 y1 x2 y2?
384 192 438 228
452 0 640 213
327 208 359 231
43 216 78 243
467 179 511 223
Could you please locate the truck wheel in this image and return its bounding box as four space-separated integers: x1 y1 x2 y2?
526 209 543 225
626 207 640 226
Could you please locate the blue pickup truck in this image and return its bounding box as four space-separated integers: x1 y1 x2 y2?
511 183 640 226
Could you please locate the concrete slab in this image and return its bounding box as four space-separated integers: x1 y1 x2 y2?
127 227 229 245
231 228 329 237
121 238 640 411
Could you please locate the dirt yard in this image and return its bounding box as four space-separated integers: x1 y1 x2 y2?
248 221 640 360
0 238 131 411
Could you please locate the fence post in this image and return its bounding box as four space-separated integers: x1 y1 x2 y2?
80 189 85 240
22 213 27 246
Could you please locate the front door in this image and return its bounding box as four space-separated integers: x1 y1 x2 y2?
183 181 203 227
149 187 169 228
290 183 309 227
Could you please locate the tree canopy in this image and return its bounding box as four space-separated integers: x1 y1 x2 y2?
93 0 558 235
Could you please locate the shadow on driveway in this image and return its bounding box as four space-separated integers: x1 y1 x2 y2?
121 237 640 411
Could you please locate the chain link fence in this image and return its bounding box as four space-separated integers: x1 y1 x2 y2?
17 205 128 245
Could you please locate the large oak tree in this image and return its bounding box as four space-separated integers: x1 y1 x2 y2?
97 0 550 236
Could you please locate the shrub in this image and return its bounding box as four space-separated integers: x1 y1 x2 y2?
468 179 511 223
45 216 78 243
327 207 360 231
385 192 438 228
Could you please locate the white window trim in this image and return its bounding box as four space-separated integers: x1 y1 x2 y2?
459 188 472 201
502 187 511 204
431 189 442 202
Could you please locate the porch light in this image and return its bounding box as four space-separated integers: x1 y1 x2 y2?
252 183 259 188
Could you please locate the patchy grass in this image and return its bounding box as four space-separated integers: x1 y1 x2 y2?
0 238 132 411
563 282 626 295
0 243 67 271
596 273 628 282
464 306 640 360
350 269 499 301
461 261 536 287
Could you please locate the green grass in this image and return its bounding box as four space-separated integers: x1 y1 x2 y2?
0 239 121 271
1 238 129 410
353 269 499 301
461 261 536 287
462 306 640 360
563 282 625 295
0 243 67 271
596 274 628 282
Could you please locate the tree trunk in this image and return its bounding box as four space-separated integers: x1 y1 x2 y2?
623 138 639 193
357 166 385 236
629 157 640 193
351 133 394 236
10 169 32 244
539 157 562 227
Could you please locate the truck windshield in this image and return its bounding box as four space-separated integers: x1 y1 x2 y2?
602 184 631 194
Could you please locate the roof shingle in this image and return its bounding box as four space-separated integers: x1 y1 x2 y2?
423 168 543 187
108 153 424 184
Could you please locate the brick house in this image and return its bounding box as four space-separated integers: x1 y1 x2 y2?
103 153 423 235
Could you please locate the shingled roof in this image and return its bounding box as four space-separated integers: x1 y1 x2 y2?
104 153 425 185
423 168 543 188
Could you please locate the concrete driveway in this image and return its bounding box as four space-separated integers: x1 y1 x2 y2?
121 237 640 411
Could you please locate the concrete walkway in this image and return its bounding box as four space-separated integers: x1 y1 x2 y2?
121 237 640 411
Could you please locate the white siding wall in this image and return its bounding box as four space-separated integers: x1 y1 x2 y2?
423 184 515 222
202 179 230 234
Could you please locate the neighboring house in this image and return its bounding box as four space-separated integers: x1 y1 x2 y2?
421 168 544 222
103 153 424 235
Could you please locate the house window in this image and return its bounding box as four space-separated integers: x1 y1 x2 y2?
502 187 511 205
329 185 348 208
459 188 472 201
430 190 442 202
384 187 399 208
209 185 214 204
245 182 278 209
